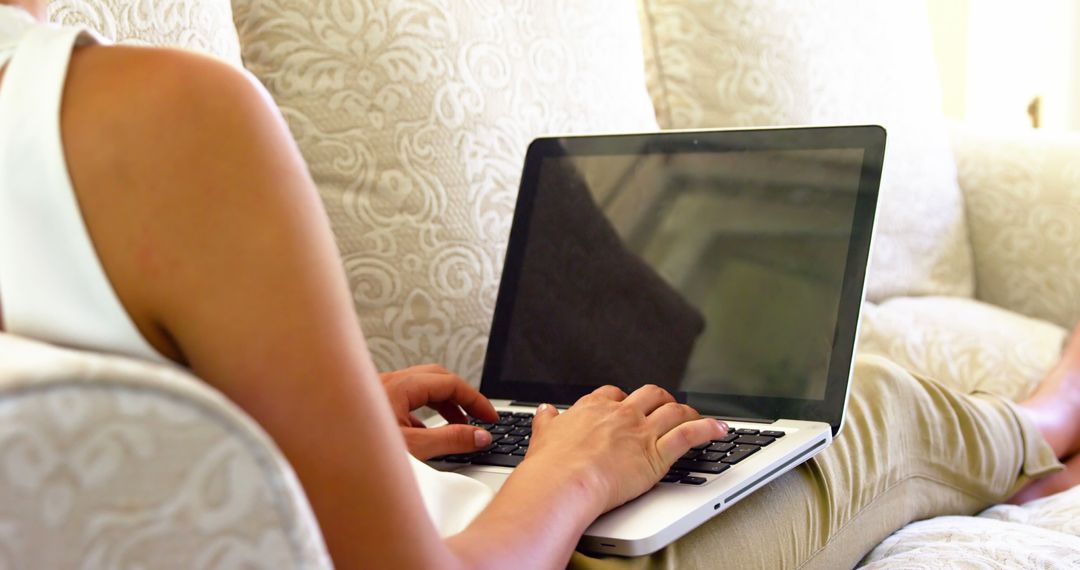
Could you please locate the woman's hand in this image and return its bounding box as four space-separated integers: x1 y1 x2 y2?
525 384 727 514
380 364 500 460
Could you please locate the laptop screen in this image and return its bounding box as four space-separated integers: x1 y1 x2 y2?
482 127 884 430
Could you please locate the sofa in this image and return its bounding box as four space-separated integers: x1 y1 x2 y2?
1 0 1078 567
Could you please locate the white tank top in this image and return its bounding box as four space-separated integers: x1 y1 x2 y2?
0 5 169 365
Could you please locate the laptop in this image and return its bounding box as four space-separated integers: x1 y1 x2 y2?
428 125 886 556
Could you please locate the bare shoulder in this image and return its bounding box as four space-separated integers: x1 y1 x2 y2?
60 44 321 363
63 44 292 184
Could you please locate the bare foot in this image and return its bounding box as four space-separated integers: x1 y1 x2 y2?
1008 452 1080 505
1017 321 1080 458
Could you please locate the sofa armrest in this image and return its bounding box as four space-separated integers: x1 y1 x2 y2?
950 123 1080 330
0 333 330 568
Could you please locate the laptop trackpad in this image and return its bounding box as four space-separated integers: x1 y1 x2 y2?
455 466 511 493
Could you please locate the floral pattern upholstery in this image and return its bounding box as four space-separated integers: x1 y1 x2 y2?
858 297 1068 402
952 124 1080 331
232 0 659 382
0 333 329 568
862 487 1080 568
48 0 242 66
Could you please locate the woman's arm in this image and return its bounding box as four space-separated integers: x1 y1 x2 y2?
62 45 723 568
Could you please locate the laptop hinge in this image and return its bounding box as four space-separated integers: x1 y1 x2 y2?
712 416 777 425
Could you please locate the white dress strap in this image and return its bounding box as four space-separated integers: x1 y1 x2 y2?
0 21 170 364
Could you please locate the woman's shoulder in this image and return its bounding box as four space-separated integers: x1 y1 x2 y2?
65 43 270 153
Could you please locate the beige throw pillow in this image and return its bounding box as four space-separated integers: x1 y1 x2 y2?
49 0 242 66
638 0 975 302
233 1 659 380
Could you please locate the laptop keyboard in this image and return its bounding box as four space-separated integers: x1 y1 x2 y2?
433 411 786 486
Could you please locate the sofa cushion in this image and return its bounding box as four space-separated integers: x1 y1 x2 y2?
861 486 1080 568
858 297 1068 401
859 515 1080 569
232 1 659 380
49 0 242 66
638 0 975 303
951 124 1080 330
0 333 329 568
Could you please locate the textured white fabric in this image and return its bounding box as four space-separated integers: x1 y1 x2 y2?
951 124 1080 331
637 0 975 302
49 0 243 67
232 0 660 382
861 487 1080 569
858 297 1068 402
0 15 169 365
0 332 330 568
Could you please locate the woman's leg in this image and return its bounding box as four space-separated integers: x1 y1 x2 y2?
571 353 1065 570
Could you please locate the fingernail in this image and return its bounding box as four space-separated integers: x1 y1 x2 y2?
474 429 492 447
713 419 728 432
537 403 551 413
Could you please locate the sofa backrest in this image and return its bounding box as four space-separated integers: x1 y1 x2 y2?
49 0 242 67
638 0 976 303
232 0 660 381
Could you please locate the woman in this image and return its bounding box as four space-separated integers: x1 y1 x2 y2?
2 1 1078 567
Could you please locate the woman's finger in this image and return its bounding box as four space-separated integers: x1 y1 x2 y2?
621 384 675 416
583 385 627 403
431 401 469 425
530 402 560 437
404 424 492 461
401 372 498 421
644 401 700 437
655 418 728 466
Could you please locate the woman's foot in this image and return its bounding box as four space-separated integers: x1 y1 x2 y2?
1008 453 1080 505
1017 322 1080 459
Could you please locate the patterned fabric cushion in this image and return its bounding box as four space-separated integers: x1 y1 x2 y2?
861 487 1080 568
232 0 659 380
0 333 329 568
48 0 242 66
637 0 975 302
858 296 1068 402
952 124 1080 330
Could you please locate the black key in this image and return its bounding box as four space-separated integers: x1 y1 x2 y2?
707 442 735 453
498 411 513 417
444 455 471 463
472 453 524 468
721 449 757 464
734 435 776 447
512 412 533 418
510 427 532 437
500 435 522 445
712 434 738 444
698 452 725 462
666 469 689 478
673 460 729 474
490 425 513 435
473 422 494 430
734 445 760 454
516 417 533 427
492 444 517 455
735 428 760 435
660 473 682 483
480 442 498 453
679 476 708 485
680 450 700 461
691 442 711 451
519 438 530 447
489 434 504 444
761 430 786 438
496 416 517 426
511 447 528 456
